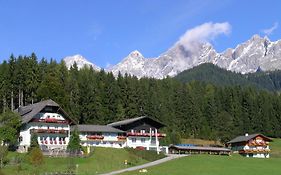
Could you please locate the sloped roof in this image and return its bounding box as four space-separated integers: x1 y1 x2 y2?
169 145 231 152
15 99 74 124
73 125 124 133
108 116 165 128
227 133 272 144
108 116 146 126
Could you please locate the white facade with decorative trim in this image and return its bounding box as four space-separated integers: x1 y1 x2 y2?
16 100 74 153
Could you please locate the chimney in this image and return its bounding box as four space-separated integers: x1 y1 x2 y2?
245 133 248 136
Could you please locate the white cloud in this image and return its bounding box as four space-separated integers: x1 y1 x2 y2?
176 22 231 52
263 22 278 36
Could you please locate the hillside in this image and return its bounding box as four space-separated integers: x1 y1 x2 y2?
122 154 281 175
246 71 281 91
270 138 281 158
122 139 281 175
174 63 260 88
2 147 164 175
174 63 281 91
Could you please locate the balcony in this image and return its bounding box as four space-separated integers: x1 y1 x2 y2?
40 140 66 145
30 129 68 135
127 132 166 137
31 118 69 124
248 140 269 146
239 148 270 154
86 135 104 140
117 136 127 141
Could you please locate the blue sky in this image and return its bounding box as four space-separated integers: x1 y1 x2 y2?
0 0 280 68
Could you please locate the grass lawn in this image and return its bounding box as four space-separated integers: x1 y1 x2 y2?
2 147 149 175
269 138 281 157
122 138 281 175
2 139 281 175
181 138 223 146
122 155 281 175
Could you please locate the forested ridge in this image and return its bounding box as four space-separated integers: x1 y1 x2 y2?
1 54 281 143
175 63 281 91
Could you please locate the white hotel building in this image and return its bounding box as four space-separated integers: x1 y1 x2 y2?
16 100 74 153
76 117 167 153
75 125 126 148
16 99 167 153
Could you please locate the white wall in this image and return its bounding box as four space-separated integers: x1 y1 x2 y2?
79 132 126 148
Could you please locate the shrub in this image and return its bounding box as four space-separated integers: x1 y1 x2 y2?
67 128 81 154
29 147 44 167
29 133 39 151
0 146 8 169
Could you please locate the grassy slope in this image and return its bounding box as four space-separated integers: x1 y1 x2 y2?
123 155 281 175
122 139 281 175
269 138 281 157
2 139 281 175
3 147 148 175
181 138 223 146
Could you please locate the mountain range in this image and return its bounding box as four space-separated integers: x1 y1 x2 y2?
63 34 281 79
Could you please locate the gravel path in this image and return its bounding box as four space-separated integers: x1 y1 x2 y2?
99 154 187 175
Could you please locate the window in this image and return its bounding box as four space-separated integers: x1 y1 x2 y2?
132 138 136 143
141 138 145 143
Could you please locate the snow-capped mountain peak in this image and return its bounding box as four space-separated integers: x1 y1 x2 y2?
63 54 100 71
129 50 143 58
107 50 147 78
63 34 281 79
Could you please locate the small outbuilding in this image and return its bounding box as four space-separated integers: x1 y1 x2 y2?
169 144 231 155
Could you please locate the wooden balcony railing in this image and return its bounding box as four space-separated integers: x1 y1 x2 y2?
31 118 69 124
86 135 104 140
30 129 68 135
248 140 269 146
239 149 270 154
117 136 127 140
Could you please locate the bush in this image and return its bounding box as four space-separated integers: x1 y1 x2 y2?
29 133 39 151
0 146 8 169
67 128 81 153
29 147 44 167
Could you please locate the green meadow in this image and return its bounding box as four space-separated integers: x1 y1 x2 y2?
1 147 150 175
122 154 281 175
1 139 281 175
121 139 281 175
